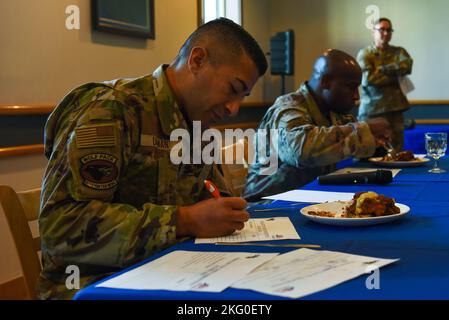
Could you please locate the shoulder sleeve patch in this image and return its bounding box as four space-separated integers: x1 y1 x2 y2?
75 123 117 149
80 153 119 190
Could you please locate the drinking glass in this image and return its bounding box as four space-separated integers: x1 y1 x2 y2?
425 132 447 173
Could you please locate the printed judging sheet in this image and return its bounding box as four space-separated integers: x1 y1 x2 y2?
97 250 278 292
195 217 300 244
233 248 398 298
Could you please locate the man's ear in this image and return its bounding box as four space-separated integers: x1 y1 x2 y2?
320 74 332 90
187 47 208 75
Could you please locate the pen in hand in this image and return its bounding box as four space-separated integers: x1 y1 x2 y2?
204 179 251 211
204 180 221 199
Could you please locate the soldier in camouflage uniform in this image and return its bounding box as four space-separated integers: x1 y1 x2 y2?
37 18 267 299
357 18 413 151
244 49 390 201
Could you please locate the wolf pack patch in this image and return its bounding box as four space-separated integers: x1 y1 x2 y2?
80 153 119 190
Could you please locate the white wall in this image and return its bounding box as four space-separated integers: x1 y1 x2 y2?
267 0 449 101
243 0 270 101
1 0 447 107
0 0 267 105
0 0 198 105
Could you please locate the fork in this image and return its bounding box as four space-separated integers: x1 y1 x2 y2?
384 141 396 158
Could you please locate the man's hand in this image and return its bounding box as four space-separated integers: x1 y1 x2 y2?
379 63 399 74
176 197 249 238
365 117 392 146
378 65 388 73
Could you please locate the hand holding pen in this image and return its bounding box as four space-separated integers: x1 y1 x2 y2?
175 180 249 238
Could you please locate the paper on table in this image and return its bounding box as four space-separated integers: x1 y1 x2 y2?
97 250 278 292
195 217 300 244
262 190 354 203
329 167 401 178
232 248 398 299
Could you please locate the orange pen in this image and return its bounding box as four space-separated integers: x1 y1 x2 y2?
204 180 221 199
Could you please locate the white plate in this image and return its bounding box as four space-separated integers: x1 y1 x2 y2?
368 156 430 168
300 201 410 227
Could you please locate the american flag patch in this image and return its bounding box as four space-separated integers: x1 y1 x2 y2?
75 124 117 149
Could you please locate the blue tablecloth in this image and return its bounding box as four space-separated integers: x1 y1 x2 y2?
404 124 449 154
74 157 449 300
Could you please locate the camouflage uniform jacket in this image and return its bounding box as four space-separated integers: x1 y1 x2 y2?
357 43 413 118
37 65 229 299
243 82 376 201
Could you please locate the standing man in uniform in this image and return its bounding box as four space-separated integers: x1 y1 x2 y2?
37 18 267 299
357 17 413 151
244 49 391 201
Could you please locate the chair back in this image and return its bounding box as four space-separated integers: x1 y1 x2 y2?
0 186 41 299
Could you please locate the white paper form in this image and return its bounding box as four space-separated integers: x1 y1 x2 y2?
233 248 398 299
97 250 278 292
399 76 415 95
195 217 300 244
262 190 354 203
329 167 401 178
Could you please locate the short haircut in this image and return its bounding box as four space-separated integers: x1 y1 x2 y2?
176 18 267 76
374 17 393 28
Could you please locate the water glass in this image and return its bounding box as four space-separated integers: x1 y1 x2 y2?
425 132 447 173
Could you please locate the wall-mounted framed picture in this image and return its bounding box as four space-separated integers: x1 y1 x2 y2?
91 0 155 39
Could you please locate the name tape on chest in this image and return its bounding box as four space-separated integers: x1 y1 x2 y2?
140 134 177 151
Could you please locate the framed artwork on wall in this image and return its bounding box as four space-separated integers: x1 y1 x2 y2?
92 0 155 39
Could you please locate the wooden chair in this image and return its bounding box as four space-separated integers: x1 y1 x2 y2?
221 139 252 196
0 185 41 299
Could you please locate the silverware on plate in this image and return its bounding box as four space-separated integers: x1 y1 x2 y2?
385 141 396 158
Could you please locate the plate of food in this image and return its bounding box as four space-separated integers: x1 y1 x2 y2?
300 191 410 226
368 150 430 167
